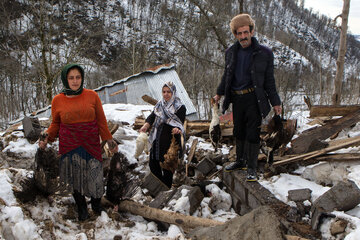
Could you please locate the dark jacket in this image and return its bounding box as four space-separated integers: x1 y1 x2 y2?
146 105 186 161
216 37 281 118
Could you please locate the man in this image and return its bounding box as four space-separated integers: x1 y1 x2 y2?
214 13 281 181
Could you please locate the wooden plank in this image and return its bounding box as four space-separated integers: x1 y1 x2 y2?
142 94 158 105
309 105 360 118
110 86 128 96
314 153 360 162
186 139 198 177
291 108 360 154
274 135 360 166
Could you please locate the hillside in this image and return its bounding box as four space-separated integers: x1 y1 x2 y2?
0 0 359 126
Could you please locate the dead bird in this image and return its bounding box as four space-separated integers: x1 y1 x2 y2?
106 152 129 205
134 132 149 159
34 147 60 196
161 134 180 173
263 114 297 165
209 97 222 152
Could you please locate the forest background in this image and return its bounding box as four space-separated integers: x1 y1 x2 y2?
1 0 360 128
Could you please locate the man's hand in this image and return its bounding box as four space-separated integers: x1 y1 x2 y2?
213 95 221 103
273 105 282 115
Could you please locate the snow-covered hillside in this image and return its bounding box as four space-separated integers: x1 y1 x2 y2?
1 102 360 239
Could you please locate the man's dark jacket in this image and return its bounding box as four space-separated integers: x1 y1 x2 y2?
216 37 281 118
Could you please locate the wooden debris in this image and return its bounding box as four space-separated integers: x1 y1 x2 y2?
309 105 360 118
285 235 310 240
186 139 198 177
274 135 360 167
291 108 360 154
117 200 224 231
313 153 360 162
142 95 158 105
110 86 128 96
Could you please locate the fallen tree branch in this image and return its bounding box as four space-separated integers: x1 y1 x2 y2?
117 199 224 230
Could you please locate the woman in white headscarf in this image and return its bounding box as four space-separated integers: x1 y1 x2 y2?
139 81 186 188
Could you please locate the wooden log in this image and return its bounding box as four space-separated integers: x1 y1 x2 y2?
309 105 360 118
118 200 224 230
274 135 360 167
291 108 360 154
186 139 198 177
285 235 310 240
313 153 360 162
142 95 158 105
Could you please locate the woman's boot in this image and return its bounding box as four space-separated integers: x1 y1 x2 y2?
91 197 105 215
73 191 89 221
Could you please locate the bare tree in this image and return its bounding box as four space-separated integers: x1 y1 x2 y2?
332 0 350 105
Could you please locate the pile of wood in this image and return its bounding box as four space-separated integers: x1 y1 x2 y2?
269 99 360 174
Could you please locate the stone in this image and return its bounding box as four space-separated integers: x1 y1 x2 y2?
141 172 169 197
287 188 312 202
168 185 204 215
187 206 284 240
302 162 358 186
149 189 176 209
311 180 360 229
330 219 348 235
196 156 216 175
22 116 42 142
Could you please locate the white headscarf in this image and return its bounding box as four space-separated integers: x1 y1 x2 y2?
148 81 185 145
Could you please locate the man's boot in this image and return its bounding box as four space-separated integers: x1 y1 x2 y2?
91 197 105 215
224 140 247 172
246 142 259 182
73 191 89 221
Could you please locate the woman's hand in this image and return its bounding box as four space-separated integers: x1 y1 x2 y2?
172 128 182 135
107 139 118 153
139 122 150 133
38 132 48 149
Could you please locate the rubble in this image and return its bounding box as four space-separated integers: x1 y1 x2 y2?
2 102 360 239
310 180 360 229
288 189 312 202
330 219 348 236
22 116 42 143
187 206 284 240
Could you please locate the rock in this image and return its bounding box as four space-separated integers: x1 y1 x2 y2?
207 184 232 212
196 156 216 175
167 185 204 215
288 188 312 202
302 162 358 186
187 206 284 240
22 116 42 142
311 180 360 229
149 189 177 209
330 219 348 235
141 172 169 197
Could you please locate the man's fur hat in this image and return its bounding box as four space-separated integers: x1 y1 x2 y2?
230 14 255 36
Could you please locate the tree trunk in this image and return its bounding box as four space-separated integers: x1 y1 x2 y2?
332 0 350 105
117 200 224 230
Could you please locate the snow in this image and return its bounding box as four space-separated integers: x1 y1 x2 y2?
1 102 360 239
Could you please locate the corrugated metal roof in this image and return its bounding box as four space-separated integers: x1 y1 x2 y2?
9 64 198 124
95 63 198 119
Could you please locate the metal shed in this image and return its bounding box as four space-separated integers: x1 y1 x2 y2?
21 64 198 122
93 64 198 120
